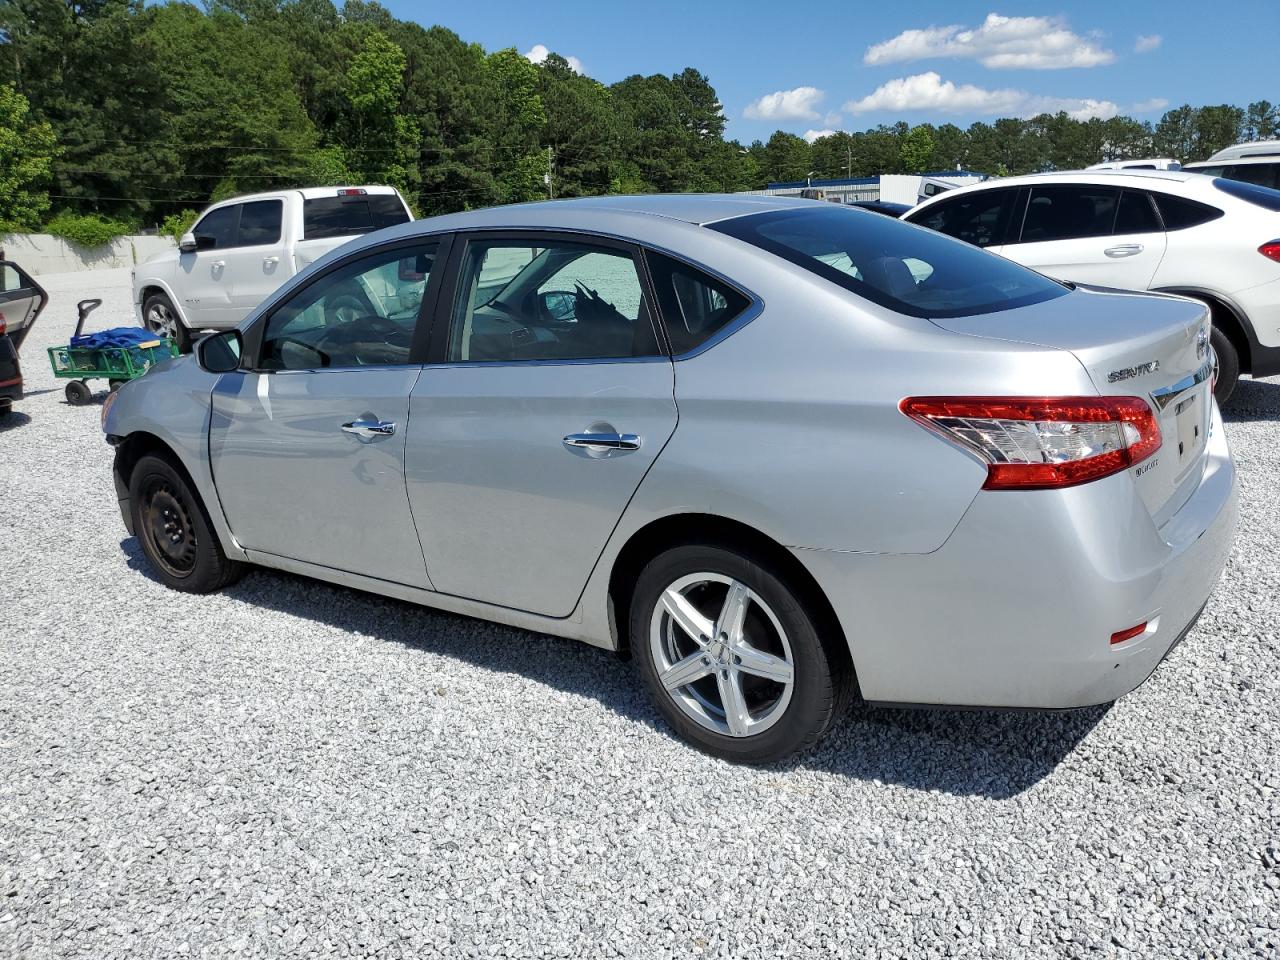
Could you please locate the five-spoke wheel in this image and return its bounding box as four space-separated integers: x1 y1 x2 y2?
633 542 852 763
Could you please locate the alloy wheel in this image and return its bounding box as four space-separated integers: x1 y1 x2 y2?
146 302 178 340
649 572 795 738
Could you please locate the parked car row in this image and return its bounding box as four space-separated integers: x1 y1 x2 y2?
106 193 1238 763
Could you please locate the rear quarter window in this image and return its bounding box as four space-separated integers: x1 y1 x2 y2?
645 251 752 354
303 194 411 240
712 205 1067 320
1153 192 1226 229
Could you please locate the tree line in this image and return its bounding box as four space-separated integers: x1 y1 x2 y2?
0 0 1276 235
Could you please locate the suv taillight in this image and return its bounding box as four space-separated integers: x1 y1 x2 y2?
900 396 1162 490
1259 240 1280 263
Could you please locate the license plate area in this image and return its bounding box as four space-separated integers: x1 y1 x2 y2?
1174 392 1203 466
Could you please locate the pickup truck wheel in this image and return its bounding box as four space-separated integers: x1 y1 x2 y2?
142 293 191 353
128 453 245 593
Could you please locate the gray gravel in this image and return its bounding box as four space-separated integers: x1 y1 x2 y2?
2 268 1279 959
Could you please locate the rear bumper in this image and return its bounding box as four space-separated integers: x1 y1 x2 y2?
798 405 1238 708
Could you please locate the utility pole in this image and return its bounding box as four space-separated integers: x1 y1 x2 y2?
545 146 555 200
845 144 852 179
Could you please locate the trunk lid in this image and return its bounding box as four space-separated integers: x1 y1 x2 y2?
930 285 1214 527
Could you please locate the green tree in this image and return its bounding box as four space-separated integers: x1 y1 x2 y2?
0 83 57 227
341 30 420 194
899 125 934 173
758 131 811 184
1245 101 1278 141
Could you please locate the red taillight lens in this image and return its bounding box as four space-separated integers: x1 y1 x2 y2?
1260 240 1280 263
900 396 1162 490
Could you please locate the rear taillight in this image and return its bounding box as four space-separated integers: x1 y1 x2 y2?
900 396 1162 490
1260 240 1280 263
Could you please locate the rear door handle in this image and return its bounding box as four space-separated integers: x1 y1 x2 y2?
211 259 226 269
1104 244 1144 258
342 418 396 438
263 255 279 265
563 431 641 452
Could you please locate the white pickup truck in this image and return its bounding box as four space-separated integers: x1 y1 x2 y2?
133 186 412 349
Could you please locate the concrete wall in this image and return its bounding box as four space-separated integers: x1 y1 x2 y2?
0 233 175 276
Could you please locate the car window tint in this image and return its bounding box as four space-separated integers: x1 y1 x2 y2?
1115 191 1161 235
302 195 411 240
259 243 437 370
0 263 27 292
646 252 752 355
449 240 660 362
236 200 282 246
712 205 1066 319
1220 163 1280 190
1022 186 1120 242
1155 192 1228 227
192 205 238 251
907 188 1016 247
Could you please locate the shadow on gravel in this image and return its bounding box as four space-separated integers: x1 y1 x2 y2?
120 537 1100 799
0 410 32 433
1222 377 1280 422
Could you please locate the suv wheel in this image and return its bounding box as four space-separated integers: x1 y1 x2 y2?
1209 325 1239 406
631 542 852 764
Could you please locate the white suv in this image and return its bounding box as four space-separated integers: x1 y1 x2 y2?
134 186 412 350
1184 140 1280 191
905 170 1280 402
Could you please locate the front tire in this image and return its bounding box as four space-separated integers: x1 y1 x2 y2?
1209 325 1239 407
631 543 851 764
128 453 244 593
142 292 191 353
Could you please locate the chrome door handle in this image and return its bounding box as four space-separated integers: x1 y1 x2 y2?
1104 244 1144 258
211 259 226 269
342 418 396 438
563 431 641 452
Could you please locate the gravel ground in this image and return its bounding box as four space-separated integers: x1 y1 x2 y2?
2 268 1278 959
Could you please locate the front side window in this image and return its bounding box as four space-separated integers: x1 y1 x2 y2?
448 239 660 362
646 251 751 355
1021 186 1120 243
712 205 1066 319
259 243 438 370
237 200 283 246
193 205 239 251
907 188 1017 248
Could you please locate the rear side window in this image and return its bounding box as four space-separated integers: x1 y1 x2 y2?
906 188 1017 248
1221 164 1280 189
1154 192 1227 228
1115 190 1161 234
192 205 238 251
237 200 282 246
303 194 411 240
711 205 1067 319
1021 186 1119 242
1213 175 1280 208
646 252 752 355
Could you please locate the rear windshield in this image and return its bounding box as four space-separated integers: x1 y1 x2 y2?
710 206 1067 319
302 194 410 240
1212 177 1280 211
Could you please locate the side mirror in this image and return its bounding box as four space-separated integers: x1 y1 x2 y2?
539 289 578 321
195 329 242 373
179 232 197 254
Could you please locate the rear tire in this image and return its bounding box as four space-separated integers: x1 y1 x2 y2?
631 542 852 764
64 380 92 405
142 292 191 353
128 453 245 593
1209 325 1239 407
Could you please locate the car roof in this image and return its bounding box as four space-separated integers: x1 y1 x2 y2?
1206 140 1280 161
205 185 403 206
1185 156 1280 168
463 193 819 227
908 168 1226 211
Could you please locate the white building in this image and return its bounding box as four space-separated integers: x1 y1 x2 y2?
741 171 988 206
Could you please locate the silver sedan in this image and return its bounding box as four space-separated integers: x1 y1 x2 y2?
102 194 1238 763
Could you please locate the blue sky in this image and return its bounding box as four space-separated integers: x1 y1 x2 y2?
385 1 1276 143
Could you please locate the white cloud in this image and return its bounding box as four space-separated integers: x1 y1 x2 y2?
824 111 843 127
844 72 1119 121
1130 97 1170 113
1134 35 1162 54
864 13 1115 70
804 129 838 143
743 86 824 121
523 43 583 74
